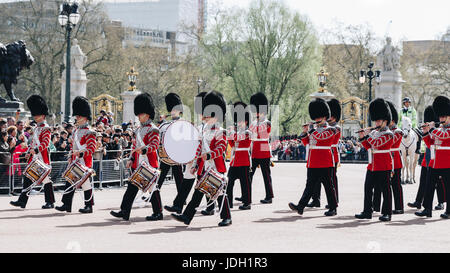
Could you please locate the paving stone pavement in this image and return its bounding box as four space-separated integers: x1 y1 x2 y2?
0 163 448 253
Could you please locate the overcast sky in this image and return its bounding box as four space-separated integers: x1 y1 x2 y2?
209 0 450 44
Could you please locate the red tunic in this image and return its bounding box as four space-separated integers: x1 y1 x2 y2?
228 128 251 167
194 124 227 175
131 122 159 169
70 125 97 168
329 122 341 165
250 119 271 159
28 122 51 165
360 127 394 171
390 127 404 170
423 125 450 169
301 123 336 168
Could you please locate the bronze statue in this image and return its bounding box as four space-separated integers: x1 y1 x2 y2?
0 40 34 102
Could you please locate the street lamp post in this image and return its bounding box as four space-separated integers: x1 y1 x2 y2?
58 0 80 123
196 77 203 94
359 62 381 126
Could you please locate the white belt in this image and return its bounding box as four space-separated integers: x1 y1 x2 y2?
331 144 338 148
305 145 332 162
253 138 269 141
390 148 401 152
435 146 450 150
431 146 450 161
235 147 250 151
368 149 391 164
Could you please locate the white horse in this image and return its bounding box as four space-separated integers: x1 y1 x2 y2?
400 117 420 184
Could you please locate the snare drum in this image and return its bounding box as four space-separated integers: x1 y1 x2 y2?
129 161 160 192
24 158 52 185
158 120 200 166
195 168 227 201
62 159 95 188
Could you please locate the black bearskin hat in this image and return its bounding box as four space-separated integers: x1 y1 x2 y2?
165 93 182 113
327 98 341 122
386 101 398 124
308 98 330 120
194 91 207 115
432 96 450 118
369 98 391 124
134 92 155 120
202 90 226 121
232 101 251 125
27 95 48 116
423 105 438 123
72 96 92 120
250 92 269 114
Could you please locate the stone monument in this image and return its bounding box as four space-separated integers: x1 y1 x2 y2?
375 37 404 110
60 39 88 123
121 67 141 125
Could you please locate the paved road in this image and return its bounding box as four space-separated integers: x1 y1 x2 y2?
0 163 448 253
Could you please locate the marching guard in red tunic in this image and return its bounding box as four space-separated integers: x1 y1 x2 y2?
308 98 341 208
408 106 445 210
10 95 55 209
171 90 232 227
416 96 450 219
289 98 338 217
55 97 97 214
110 93 159 221
355 98 394 222
249 92 274 204
227 102 252 210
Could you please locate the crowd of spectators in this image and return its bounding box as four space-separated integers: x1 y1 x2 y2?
271 136 368 162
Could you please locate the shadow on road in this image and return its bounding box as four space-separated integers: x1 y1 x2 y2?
386 218 444 226
0 213 66 220
56 216 176 228
129 225 223 235
253 215 323 223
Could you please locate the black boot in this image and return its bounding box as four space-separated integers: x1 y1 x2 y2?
238 204 251 210
110 210 129 220
355 212 372 219
440 213 449 219
435 203 444 210
407 202 421 209
306 200 320 208
235 197 243 202
171 213 191 225
55 204 71 213
415 209 432 217
164 205 182 214
201 209 214 216
392 210 404 215
146 213 163 221
379 214 391 222
79 206 93 214
288 202 303 215
41 203 54 209
218 218 232 226
260 198 272 204
324 209 337 216
10 200 26 208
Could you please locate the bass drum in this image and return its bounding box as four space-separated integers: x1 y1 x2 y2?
158 120 200 166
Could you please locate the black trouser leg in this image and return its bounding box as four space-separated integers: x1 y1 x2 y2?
373 185 381 211
173 178 196 209
239 166 252 205
172 164 184 194
333 165 339 203
363 171 375 214
423 168 439 211
183 189 204 221
120 181 139 219
442 169 450 214
227 167 239 208
44 182 55 204
62 182 75 211
379 171 393 216
217 194 231 220
414 166 428 205
84 188 94 207
436 175 446 204
150 162 171 214
17 177 32 205
205 196 215 211
257 158 274 199
311 181 321 203
391 169 404 210
298 168 336 209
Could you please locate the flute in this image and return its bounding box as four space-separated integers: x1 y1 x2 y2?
355 125 381 133
419 122 441 129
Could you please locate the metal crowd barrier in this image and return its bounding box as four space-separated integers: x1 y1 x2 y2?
0 149 174 195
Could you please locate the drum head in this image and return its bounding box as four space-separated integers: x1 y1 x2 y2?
163 120 200 164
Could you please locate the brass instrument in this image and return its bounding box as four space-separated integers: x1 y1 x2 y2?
355 125 381 133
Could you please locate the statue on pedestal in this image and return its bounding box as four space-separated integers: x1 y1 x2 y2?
377 37 401 72
0 40 34 102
